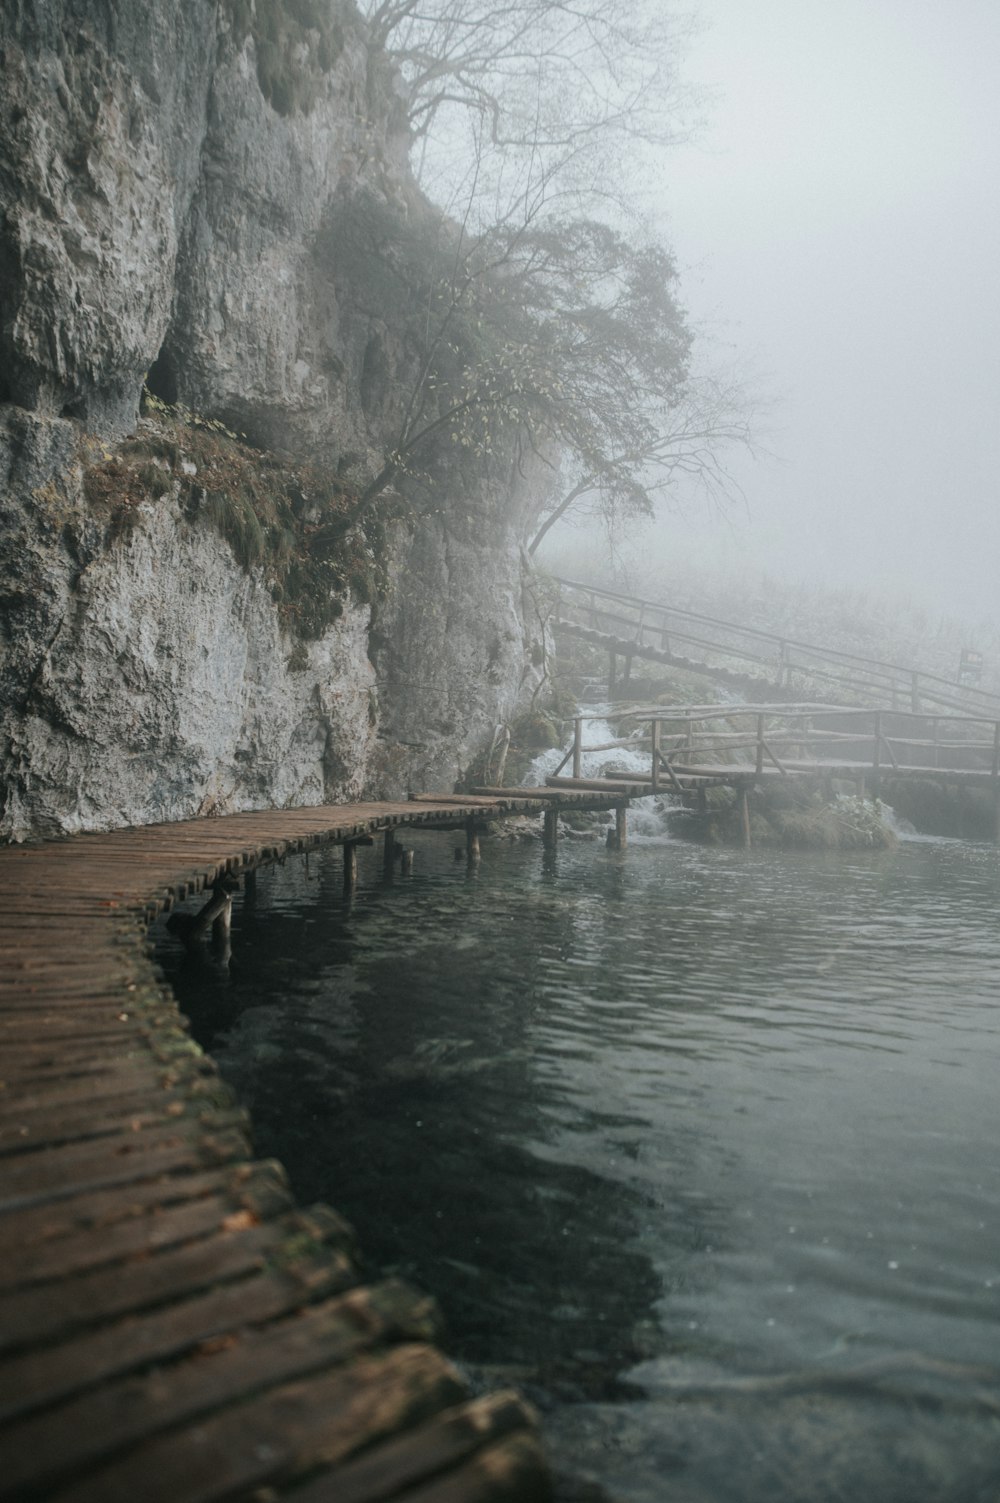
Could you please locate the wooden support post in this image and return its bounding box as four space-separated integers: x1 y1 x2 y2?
776 640 788 688
608 651 617 699
572 718 583 780
211 892 232 951
636 603 645 646
623 651 633 685
911 671 921 715
400 848 415 875
651 719 661 792
343 842 358 890
615 802 628 851
739 786 752 849
383 828 397 878
698 785 708 813
755 713 765 778
466 819 481 863
543 808 559 849
167 878 237 948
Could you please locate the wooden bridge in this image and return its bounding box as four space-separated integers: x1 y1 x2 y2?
552 576 1000 719
531 702 1000 844
0 786 626 1503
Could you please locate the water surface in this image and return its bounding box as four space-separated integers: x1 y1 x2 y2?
160 824 1000 1502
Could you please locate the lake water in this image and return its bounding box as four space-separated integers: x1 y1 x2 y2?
159 814 1000 1502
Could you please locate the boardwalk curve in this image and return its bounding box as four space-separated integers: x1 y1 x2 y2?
0 793 627 1502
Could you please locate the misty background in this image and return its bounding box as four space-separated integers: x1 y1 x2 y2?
542 0 1000 631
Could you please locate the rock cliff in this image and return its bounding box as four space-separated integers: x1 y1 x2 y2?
0 0 542 840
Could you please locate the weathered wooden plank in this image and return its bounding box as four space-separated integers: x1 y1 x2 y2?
0 1124 251 1213
354 1431 550 1503
47 1344 465 1503
0 1280 439 1498
0 1160 291 1258
287 1392 543 1503
0 1205 352 1352
0 1076 236 1150
0 1061 221 1123
0 1245 358 1422
0 1098 247 1159
0 1191 249 1292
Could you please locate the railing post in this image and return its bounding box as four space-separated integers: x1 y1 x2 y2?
651 718 661 792
776 640 787 688
572 717 583 780
755 713 764 778
636 603 645 647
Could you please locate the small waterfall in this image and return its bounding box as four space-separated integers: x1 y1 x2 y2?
526 708 676 839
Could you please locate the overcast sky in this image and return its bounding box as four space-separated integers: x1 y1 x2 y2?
584 0 1000 623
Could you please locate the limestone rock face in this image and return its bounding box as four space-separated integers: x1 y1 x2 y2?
0 0 218 433
0 410 378 842
0 3 542 840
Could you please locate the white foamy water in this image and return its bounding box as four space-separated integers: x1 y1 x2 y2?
526 710 674 838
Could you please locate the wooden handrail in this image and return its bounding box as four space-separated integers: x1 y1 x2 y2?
552 576 1000 715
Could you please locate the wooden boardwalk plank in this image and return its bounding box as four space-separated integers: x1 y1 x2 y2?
49 1344 466 1503
0 1247 359 1421
0 1281 439 1497
0 793 561 1500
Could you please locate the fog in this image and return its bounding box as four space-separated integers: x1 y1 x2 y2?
544 0 1000 626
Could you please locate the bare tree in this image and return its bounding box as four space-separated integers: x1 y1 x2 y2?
323 176 705 537
358 0 701 212
328 1 756 550
526 364 759 555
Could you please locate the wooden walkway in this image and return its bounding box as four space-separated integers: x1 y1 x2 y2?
0 790 623 1503
528 704 1000 843
552 576 1000 718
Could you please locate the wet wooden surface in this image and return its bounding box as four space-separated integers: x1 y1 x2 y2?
0 794 599 1502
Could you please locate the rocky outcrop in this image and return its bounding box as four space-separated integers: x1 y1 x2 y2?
0 2 542 840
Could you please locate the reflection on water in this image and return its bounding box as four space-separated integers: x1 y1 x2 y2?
159 829 1000 1502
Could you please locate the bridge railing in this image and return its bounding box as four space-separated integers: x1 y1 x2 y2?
550 704 1000 792
551 577 1000 719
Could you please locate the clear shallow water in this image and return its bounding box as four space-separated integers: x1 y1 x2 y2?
159 828 1000 1502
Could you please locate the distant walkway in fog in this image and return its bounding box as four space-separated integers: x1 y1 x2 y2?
551 576 1000 718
